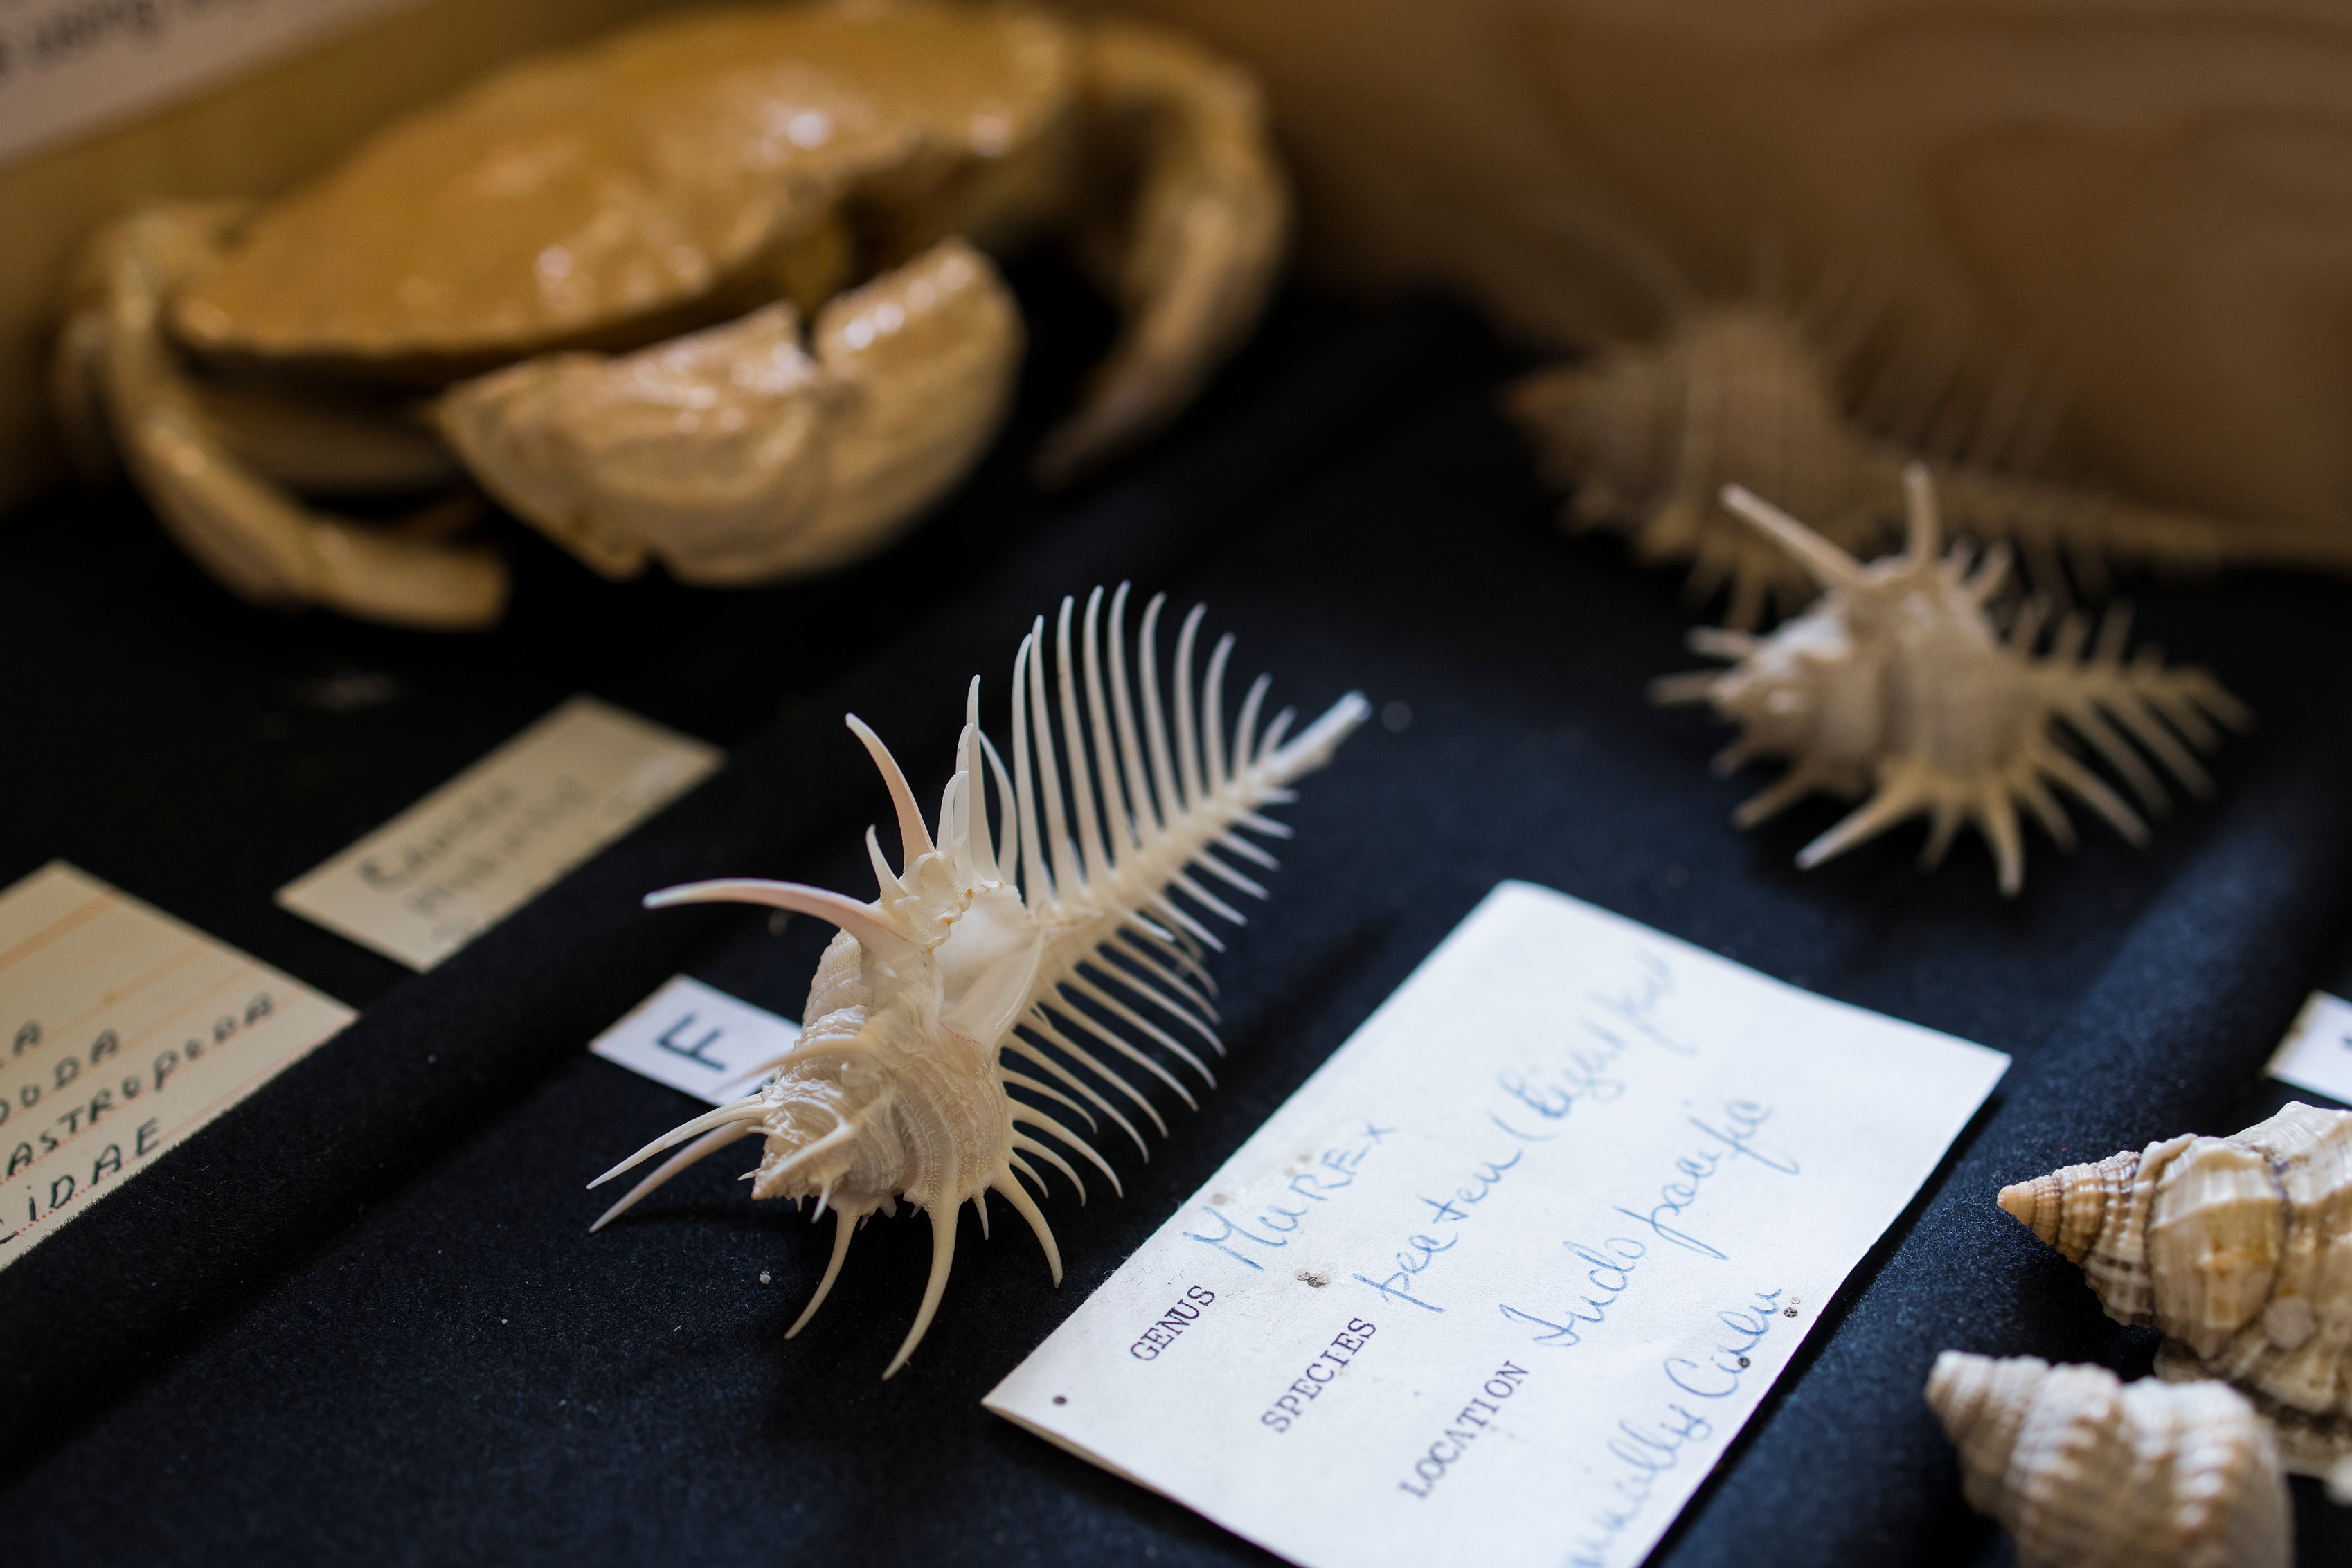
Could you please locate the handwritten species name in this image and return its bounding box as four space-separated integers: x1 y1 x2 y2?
1350 953 1712 1316
1568 1288 1786 1567
1259 1317 1378 1432
1128 1286 1219 1361
1395 1360 1531 1498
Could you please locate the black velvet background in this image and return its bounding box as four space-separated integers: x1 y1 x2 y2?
3 282 2349 1565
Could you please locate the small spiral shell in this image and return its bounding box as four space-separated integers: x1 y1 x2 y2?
2001 1101 2352 1490
1927 1352 2288 1568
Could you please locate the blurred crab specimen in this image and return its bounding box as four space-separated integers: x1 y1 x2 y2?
55 0 1287 629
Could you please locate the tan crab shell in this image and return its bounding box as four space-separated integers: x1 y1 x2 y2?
1927 1352 2289 1568
1652 466 2249 894
56 1 1289 627
2000 1101 2352 1495
588 585 1367 1376
1507 302 2352 630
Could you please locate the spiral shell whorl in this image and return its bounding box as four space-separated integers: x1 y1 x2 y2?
1999 1146 2162 1323
2006 1103 2352 1484
1927 1353 2288 1568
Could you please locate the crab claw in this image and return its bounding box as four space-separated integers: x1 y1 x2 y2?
57 203 507 631
436 237 1021 585
1036 19 1290 485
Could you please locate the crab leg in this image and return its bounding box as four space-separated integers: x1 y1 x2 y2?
70 204 507 631
1036 19 1290 482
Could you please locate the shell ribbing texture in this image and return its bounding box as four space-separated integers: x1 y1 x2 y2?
1505 303 2261 631
587 584 1367 1376
1927 1352 2288 1568
1651 467 2248 894
2000 1102 2352 1488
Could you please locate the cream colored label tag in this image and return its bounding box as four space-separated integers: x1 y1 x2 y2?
986 881 2009 1568
2266 990 2352 1108
277 695 721 971
0 862 354 1271
0 0 430 168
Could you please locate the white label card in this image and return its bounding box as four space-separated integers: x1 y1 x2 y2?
0 0 431 169
985 881 2009 1568
277 695 721 971
2266 991 2352 1108
1 862 354 1271
590 975 800 1106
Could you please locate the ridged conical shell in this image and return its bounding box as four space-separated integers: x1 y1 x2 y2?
2004 1102 2352 1481
1927 1352 2288 1568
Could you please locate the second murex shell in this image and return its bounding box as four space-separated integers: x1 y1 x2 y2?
2001 1100 2352 1497
1653 465 2249 894
1927 1351 2289 1568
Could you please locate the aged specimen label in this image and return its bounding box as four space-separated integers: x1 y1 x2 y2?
987 881 2008 1568
590 975 800 1105
277 695 720 971
0 862 353 1271
0 0 429 168
2267 991 2352 1108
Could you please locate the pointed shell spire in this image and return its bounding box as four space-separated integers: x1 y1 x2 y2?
1999 1103 2352 1487
1926 1352 2288 1568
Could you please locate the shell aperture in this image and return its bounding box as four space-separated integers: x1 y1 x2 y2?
1653 466 2248 894
588 586 1369 1376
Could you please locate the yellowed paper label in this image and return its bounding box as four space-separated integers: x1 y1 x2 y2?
1 862 354 1271
986 881 2009 1568
0 0 431 168
276 694 721 971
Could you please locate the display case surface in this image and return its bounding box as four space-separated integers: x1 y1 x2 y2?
4 280 2349 1566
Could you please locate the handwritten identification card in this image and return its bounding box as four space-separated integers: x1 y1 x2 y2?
1 862 354 1271
278 694 721 971
590 975 802 1105
2266 991 2352 1108
986 881 2008 1568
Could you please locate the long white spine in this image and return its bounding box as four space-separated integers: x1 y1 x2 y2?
1001 586 1366 1155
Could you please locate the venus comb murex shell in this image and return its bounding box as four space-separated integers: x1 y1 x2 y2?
1652 465 2249 894
586 585 1368 1376
2000 1101 2352 1497
1926 1351 2288 1567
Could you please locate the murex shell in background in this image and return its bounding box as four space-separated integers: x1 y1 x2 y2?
1652 466 2247 895
1086 0 2352 560
1926 1351 2289 1568
2000 1101 2352 1495
1505 299 2352 631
